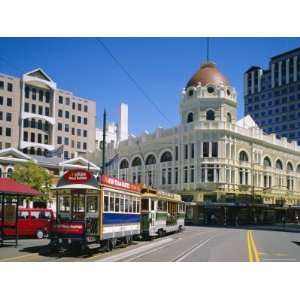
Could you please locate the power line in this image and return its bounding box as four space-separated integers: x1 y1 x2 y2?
95 38 173 127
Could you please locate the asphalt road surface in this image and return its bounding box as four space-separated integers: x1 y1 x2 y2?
1 226 300 262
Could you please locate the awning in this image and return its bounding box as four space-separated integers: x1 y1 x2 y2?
52 184 99 191
0 178 41 196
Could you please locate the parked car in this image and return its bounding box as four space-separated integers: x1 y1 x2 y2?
3 208 55 239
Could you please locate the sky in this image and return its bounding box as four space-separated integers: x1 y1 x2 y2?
1 37 300 135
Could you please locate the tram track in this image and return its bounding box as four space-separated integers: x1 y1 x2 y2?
98 228 221 262
172 230 233 262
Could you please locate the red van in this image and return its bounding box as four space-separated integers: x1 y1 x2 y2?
3 208 55 239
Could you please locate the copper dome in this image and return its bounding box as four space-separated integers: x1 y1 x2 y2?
186 62 229 89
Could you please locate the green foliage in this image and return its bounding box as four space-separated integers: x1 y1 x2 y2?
12 162 54 201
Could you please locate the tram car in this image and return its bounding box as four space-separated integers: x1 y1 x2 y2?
50 170 141 252
140 187 185 238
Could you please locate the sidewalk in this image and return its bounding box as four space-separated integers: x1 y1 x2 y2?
245 223 300 233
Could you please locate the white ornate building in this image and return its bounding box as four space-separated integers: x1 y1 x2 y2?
107 62 300 224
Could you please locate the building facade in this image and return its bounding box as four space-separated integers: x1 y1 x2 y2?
0 68 96 160
244 47 300 144
108 62 300 225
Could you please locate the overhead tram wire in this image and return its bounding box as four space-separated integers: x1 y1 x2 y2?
95 39 188 184
95 38 174 128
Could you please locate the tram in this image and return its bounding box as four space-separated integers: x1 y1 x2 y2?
50 170 142 252
140 187 185 238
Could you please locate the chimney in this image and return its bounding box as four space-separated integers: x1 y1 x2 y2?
119 102 128 142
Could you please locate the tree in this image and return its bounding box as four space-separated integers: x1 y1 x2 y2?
12 162 54 204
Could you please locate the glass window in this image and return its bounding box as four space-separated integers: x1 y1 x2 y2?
87 196 98 213
110 193 114 212
203 142 209 157
39 90 43 101
120 196 125 212
104 193 109 212
125 197 129 212
151 199 155 211
59 196 70 212
141 198 149 210
115 196 120 212
129 198 133 213
84 105 88 112
212 142 218 157
133 200 136 213
7 98 12 106
18 211 29 219
137 200 140 213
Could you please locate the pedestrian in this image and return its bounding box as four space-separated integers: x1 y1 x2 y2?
296 214 299 225
211 214 216 225
282 215 286 229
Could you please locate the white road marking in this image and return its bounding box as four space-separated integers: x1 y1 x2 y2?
98 237 174 262
173 234 219 262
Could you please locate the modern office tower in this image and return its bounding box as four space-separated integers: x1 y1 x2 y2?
244 47 300 143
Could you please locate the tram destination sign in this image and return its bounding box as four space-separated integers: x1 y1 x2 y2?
63 169 92 184
101 175 141 193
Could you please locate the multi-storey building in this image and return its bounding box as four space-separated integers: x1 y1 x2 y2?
0 68 96 159
108 62 300 225
244 47 300 144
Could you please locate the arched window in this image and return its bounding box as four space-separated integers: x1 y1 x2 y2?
239 151 249 162
206 110 215 121
160 151 172 162
145 154 156 165
23 148 28 154
30 147 35 155
227 112 232 123
7 167 13 178
287 162 294 172
119 159 129 169
276 159 283 170
263 156 272 168
132 157 142 167
187 112 194 123
37 148 42 156
297 164 300 173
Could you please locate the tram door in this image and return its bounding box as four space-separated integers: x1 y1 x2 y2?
71 190 99 238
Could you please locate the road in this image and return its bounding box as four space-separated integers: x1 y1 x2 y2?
1 226 300 262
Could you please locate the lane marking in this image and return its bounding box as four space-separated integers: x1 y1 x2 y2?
95 228 220 262
98 237 174 262
249 231 260 262
247 230 260 262
172 234 220 262
247 231 254 262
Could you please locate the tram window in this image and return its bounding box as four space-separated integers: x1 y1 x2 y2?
115 197 120 212
104 194 109 212
87 196 98 213
110 193 115 212
133 200 136 213
129 198 133 213
120 197 125 212
141 198 149 210
72 195 85 212
59 196 70 212
137 200 140 213
151 199 155 211
157 200 163 211
125 197 129 212
163 201 167 211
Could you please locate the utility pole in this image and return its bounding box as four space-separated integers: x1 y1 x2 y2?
102 110 107 175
